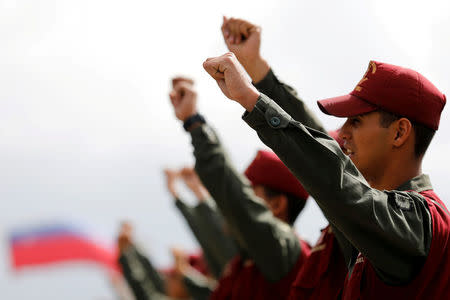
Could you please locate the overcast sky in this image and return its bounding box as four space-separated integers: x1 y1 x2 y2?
1 0 449 299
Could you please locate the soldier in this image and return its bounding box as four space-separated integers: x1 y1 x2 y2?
117 222 170 300
202 50 449 299
220 17 348 299
168 77 311 299
117 222 208 300
164 167 237 279
164 167 237 300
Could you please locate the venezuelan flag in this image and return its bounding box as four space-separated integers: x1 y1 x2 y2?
9 222 120 273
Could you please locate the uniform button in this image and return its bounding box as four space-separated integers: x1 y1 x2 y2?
270 116 281 127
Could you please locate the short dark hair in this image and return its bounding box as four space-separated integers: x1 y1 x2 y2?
262 186 307 225
378 110 436 158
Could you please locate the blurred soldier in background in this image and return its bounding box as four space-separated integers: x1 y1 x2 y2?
169 77 310 300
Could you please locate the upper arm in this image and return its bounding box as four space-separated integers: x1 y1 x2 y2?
243 95 432 284
191 124 301 281
254 69 326 132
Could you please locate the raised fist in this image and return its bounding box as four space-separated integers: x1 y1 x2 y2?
221 17 269 83
180 167 210 202
117 222 133 253
169 77 198 122
164 168 180 198
203 52 260 111
171 247 189 275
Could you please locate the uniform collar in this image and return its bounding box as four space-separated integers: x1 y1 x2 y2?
396 174 433 192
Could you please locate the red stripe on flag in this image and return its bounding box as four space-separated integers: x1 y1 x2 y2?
11 234 120 272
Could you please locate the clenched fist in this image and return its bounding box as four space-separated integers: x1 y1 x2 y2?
164 168 180 199
221 17 269 83
180 167 210 202
117 222 133 253
169 77 198 122
203 52 260 112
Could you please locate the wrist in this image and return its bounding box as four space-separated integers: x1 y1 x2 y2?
193 187 209 202
183 113 206 131
243 56 270 84
240 86 260 112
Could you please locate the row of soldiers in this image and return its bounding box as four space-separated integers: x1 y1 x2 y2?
115 17 449 300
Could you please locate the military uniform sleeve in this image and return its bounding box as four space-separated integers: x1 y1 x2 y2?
175 197 231 278
194 199 238 276
182 269 216 300
190 123 301 282
132 247 166 294
119 246 172 300
242 94 432 284
254 69 326 132
256 70 356 265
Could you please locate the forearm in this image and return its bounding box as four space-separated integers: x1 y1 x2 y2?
195 200 238 276
183 269 215 300
119 247 170 300
134 247 166 294
175 198 223 278
190 124 301 281
254 69 326 132
243 94 432 283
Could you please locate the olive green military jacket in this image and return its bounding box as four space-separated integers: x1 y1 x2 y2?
120 244 216 300
175 197 237 278
119 245 170 300
243 69 433 285
189 82 312 282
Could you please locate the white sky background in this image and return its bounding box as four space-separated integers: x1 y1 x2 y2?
1 0 449 299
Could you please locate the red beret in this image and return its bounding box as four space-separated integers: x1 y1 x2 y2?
328 129 345 150
244 150 309 201
318 61 446 130
188 252 209 275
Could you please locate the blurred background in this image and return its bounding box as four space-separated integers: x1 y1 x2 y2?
1 0 449 298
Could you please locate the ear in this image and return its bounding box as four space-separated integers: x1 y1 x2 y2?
392 118 413 148
270 194 289 220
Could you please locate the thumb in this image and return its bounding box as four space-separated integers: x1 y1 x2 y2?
174 81 196 97
203 57 226 81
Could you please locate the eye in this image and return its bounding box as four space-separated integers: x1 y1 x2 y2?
349 117 360 126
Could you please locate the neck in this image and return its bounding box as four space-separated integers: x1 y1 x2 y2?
367 155 422 191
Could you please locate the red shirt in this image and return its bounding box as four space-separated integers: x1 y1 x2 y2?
289 226 347 300
342 190 450 300
210 239 311 300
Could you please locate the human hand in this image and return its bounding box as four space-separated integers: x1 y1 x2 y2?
221 16 269 83
164 168 180 198
169 77 198 122
203 52 260 111
180 167 210 202
171 247 189 275
117 222 133 253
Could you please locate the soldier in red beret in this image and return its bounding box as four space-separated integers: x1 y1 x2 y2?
202 34 449 299
220 17 348 299
164 167 237 280
169 77 311 300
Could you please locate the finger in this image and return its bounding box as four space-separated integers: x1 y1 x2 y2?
235 21 243 44
174 81 195 97
169 90 177 102
221 16 230 39
239 21 253 39
203 53 236 80
203 58 225 80
228 19 239 44
172 77 194 88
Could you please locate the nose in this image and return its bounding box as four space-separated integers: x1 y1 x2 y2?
339 119 352 141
